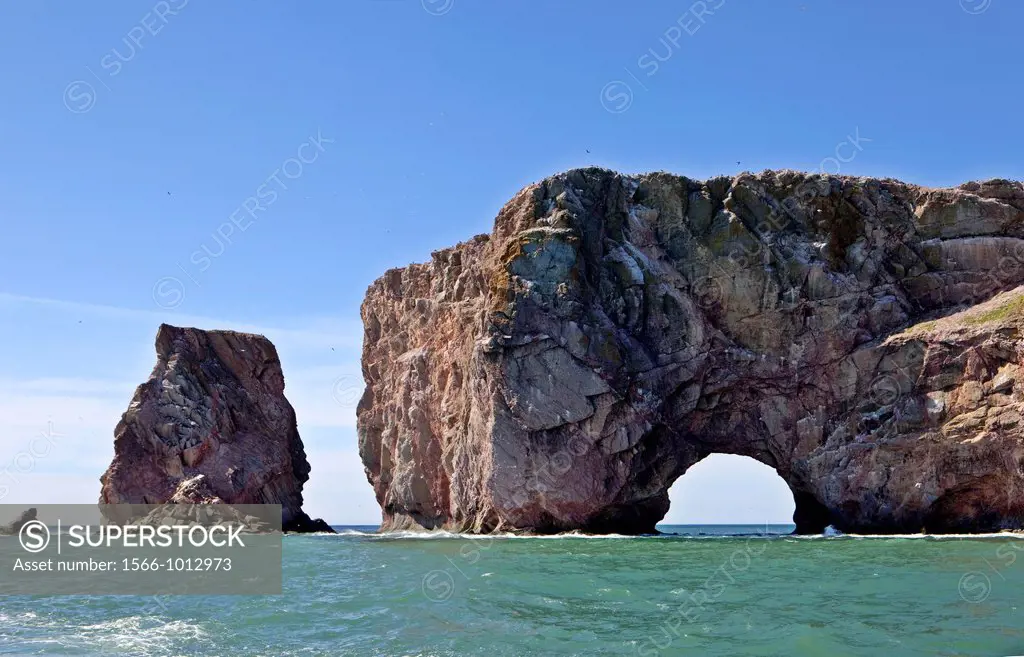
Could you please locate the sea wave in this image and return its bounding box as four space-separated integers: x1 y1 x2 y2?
0 611 211 657
75 617 211 656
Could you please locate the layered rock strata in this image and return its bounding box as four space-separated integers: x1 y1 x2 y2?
358 169 1024 534
100 324 332 533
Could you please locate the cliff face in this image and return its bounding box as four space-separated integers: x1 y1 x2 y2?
358 169 1024 534
100 324 331 532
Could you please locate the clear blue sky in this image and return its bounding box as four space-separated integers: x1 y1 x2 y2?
0 1 1020 525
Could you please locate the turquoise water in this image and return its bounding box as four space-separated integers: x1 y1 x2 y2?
2 525 1024 656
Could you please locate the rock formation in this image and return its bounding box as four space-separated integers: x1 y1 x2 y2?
0 508 37 535
358 168 1024 534
100 324 332 533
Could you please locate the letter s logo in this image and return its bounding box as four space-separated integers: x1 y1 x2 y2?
19 520 50 553
421 569 455 602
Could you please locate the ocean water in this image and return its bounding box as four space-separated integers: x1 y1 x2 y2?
2 524 1024 656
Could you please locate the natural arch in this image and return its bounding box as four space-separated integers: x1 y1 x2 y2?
359 169 1024 536
568 429 834 535
664 454 796 526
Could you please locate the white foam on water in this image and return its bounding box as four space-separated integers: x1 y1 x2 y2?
74 617 211 655
784 531 1024 541
296 527 1024 541
305 529 641 541
1 610 212 656
333 528 371 536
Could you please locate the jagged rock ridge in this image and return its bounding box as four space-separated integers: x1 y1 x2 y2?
100 324 332 533
358 168 1024 534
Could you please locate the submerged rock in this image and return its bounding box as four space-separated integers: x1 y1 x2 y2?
100 324 332 533
358 168 1024 535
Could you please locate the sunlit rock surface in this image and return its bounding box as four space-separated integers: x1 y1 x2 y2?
100 324 332 533
358 169 1024 534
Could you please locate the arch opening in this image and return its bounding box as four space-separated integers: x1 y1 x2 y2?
662 454 797 532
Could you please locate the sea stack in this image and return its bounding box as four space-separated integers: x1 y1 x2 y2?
0 508 37 535
358 168 1024 534
100 324 332 532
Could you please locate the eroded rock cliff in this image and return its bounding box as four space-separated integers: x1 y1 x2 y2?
358 169 1024 534
100 324 331 532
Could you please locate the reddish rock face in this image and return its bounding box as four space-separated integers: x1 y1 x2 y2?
100 324 331 533
358 168 1024 534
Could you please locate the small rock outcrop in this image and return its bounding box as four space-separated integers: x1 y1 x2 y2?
358 168 1024 534
0 508 37 535
100 324 332 533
